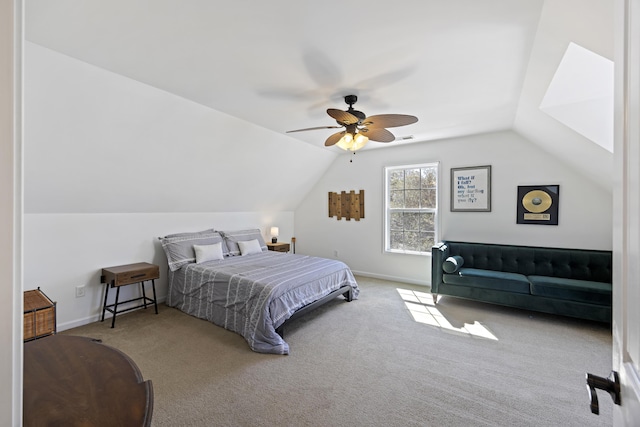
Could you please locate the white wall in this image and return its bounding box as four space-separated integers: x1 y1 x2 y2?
294 130 612 286
514 0 614 191
24 41 336 213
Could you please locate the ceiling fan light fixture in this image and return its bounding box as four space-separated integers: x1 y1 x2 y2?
336 133 353 150
351 133 369 151
336 132 369 151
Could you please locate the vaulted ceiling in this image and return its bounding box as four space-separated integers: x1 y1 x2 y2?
25 0 614 190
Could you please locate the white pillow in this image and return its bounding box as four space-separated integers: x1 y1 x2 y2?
238 239 262 256
194 242 224 263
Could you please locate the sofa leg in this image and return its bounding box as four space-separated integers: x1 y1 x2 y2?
432 294 439 304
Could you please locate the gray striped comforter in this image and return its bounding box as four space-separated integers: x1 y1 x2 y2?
167 251 359 354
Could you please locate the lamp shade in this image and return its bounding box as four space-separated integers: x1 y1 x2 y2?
336 133 354 150
351 133 369 151
270 226 279 243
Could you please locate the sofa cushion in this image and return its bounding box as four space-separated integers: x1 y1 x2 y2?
442 256 464 273
528 275 611 306
442 268 531 294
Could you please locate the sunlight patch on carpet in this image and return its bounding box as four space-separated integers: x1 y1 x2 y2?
396 288 498 340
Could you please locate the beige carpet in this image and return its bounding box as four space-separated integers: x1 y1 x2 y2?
63 276 612 427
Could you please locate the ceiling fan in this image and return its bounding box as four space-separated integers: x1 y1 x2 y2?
286 95 418 151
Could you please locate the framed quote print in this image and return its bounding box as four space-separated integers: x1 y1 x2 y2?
450 165 491 212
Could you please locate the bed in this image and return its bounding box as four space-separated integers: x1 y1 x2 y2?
161 228 359 354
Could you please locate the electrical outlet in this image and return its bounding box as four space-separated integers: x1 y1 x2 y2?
75 285 86 298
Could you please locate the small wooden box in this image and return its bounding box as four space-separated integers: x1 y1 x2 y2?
24 288 56 341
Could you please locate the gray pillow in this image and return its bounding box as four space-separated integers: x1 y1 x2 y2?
220 228 267 256
163 228 216 239
442 255 464 274
161 229 228 271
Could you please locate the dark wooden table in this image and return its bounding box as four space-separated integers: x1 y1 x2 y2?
24 335 153 426
101 262 159 328
266 242 290 252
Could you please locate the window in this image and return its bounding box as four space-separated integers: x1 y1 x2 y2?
384 163 438 255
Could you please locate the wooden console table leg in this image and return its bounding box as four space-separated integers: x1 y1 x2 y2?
111 287 120 328
151 279 158 315
101 284 110 322
141 281 148 309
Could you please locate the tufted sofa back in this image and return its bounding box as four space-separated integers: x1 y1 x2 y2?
443 241 612 283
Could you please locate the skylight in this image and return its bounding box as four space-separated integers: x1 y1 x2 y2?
540 42 613 152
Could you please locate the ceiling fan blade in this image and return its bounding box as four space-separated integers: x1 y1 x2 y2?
325 131 346 146
327 109 360 125
362 114 418 129
286 125 343 133
361 127 395 142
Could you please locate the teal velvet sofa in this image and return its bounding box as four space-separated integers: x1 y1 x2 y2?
431 241 612 323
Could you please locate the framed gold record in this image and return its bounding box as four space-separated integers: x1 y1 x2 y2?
517 185 559 225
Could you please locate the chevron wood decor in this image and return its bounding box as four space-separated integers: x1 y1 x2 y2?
328 190 365 221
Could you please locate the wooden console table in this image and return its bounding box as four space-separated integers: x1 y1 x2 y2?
23 335 153 426
100 262 159 328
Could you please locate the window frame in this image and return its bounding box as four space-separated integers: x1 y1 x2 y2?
384 162 439 256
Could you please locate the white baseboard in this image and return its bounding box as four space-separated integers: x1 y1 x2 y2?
58 314 103 332
350 270 431 288
57 295 167 332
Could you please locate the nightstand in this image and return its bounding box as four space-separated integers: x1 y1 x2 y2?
266 242 290 253
100 262 159 328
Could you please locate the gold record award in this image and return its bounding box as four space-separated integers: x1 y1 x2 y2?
522 190 552 213
517 185 559 225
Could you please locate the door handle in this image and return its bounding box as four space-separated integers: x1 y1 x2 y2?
586 371 621 414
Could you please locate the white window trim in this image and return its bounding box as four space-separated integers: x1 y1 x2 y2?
383 161 440 256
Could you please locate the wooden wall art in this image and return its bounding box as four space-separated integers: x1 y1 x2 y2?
328 190 365 221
